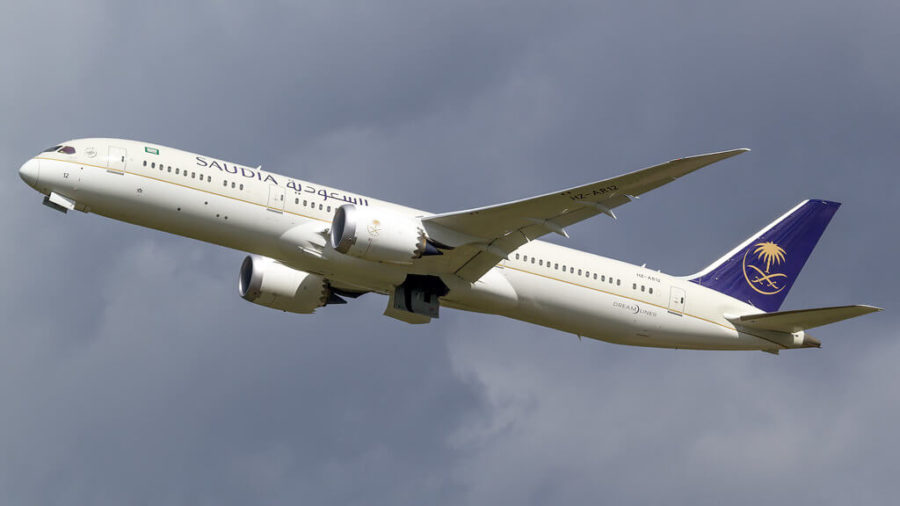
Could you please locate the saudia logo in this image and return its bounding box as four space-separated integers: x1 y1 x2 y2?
742 241 788 295
367 219 382 237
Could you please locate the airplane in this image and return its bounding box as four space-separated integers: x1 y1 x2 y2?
18 139 881 354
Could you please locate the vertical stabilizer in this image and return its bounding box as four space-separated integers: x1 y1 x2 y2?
689 200 840 312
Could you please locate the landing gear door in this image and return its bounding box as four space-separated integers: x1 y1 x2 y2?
668 286 686 315
267 185 285 212
108 146 127 171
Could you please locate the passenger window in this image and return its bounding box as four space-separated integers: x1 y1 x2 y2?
561 265 566 271
554 263 558 269
641 285 645 292
239 184 244 190
303 200 307 206
192 172 196 178
515 253 520 260
175 168 180 175
151 162 156 169
207 176 212 182
223 180 228 186
570 267 574 273
524 256 528 262
601 275 605 281
649 287 653 294
531 257 536 264
539 259 543 266
167 166 171 173
327 206 331 213
231 182 236 188
578 269 582 275
295 198 299 204
633 283 637 289
143 160 147 167
617 279 621 286
318 204 323 210
593 273 597 280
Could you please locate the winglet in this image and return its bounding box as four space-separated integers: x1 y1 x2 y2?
687 147 750 162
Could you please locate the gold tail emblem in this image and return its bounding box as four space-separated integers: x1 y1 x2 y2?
742 241 788 295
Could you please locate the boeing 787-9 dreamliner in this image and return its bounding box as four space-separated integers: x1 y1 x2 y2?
19 140 881 353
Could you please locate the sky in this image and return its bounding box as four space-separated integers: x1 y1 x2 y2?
2 1 898 504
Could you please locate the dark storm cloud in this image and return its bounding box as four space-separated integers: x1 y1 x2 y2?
2 1 898 505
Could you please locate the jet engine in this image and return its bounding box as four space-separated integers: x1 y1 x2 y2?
330 204 439 264
238 255 337 313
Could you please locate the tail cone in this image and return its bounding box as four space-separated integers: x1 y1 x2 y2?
802 335 821 348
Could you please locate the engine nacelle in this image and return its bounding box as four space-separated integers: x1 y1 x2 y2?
330 204 427 264
238 255 331 314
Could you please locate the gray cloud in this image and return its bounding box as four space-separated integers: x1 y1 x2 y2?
2 1 898 504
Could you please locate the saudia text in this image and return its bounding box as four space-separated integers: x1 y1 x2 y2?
196 156 369 206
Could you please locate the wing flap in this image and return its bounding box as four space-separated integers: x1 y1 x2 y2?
454 234 528 281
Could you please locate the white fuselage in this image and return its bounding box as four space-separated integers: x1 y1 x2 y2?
22 138 778 351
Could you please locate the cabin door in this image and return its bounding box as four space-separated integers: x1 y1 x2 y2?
108 146 127 171
267 185 285 212
668 286 686 315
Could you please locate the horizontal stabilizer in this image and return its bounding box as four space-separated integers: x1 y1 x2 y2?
733 305 882 333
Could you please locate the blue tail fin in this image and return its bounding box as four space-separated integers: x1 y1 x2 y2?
689 200 840 312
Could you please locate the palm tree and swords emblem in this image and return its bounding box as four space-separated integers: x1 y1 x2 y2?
367 219 382 237
742 241 788 295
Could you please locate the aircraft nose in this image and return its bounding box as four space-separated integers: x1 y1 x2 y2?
19 158 40 188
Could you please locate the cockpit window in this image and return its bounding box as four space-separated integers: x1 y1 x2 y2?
42 145 62 152
58 146 76 154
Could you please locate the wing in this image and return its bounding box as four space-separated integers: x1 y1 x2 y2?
422 149 749 282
